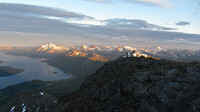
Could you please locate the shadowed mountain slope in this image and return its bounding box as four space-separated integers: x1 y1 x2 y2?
58 55 200 112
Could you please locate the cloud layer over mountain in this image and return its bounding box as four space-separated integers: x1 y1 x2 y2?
0 3 199 48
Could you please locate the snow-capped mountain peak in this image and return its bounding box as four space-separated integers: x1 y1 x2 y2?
124 50 148 58
80 45 88 51
156 46 163 50
124 46 136 51
151 46 166 51
40 43 60 50
65 50 87 57
115 46 136 52
37 43 69 54
88 45 100 51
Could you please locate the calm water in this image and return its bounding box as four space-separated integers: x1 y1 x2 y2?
0 53 70 89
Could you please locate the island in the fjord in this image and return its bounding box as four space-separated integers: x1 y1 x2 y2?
0 66 24 77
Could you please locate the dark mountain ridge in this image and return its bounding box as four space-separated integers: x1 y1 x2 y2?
57 54 200 112
1 50 200 112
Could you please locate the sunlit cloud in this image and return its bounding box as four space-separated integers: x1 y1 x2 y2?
65 18 106 26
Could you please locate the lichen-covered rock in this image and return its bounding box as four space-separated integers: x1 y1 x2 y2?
58 57 200 112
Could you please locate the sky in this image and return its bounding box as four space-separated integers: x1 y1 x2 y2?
0 0 199 48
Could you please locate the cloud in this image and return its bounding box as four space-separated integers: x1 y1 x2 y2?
0 3 199 48
0 3 175 34
127 0 171 8
175 21 191 26
167 38 200 47
104 18 176 30
83 0 109 3
83 0 111 4
0 3 92 19
83 0 171 8
111 36 130 41
168 38 188 43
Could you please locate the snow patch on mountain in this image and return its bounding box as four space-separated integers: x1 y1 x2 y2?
80 45 88 51
37 43 69 54
40 92 44 96
65 50 88 57
124 50 148 58
9 106 15 112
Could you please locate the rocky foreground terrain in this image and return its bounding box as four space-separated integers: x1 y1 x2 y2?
58 51 200 112
1 51 200 112
0 91 58 112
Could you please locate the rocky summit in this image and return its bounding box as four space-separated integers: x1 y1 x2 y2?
57 56 200 112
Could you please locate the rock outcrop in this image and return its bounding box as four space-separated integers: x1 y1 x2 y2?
58 56 200 112
89 53 108 62
124 50 149 58
65 50 87 57
0 91 58 112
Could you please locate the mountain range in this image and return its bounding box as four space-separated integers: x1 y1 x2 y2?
57 52 200 112
2 43 200 62
1 51 199 112
0 43 200 111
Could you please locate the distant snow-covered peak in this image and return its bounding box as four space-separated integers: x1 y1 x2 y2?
115 46 136 52
150 46 166 51
156 46 163 50
37 43 69 54
88 45 100 51
65 49 87 57
80 45 88 51
124 46 136 51
41 43 60 50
